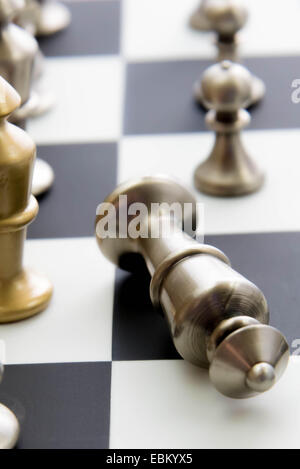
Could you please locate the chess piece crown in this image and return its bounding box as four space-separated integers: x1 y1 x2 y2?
95 175 289 399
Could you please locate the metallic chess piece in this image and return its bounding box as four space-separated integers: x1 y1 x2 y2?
0 0 55 196
189 0 212 31
193 0 265 107
0 359 20 449
0 76 53 323
194 61 264 196
15 0 71 36
95 175 289 399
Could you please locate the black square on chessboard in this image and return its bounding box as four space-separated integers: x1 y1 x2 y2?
0 362 111 449
38 0 121 57
124 56 300 136
112 267 180 361
28 142 117 239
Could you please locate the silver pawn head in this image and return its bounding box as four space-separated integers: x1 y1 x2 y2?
201 60 252 112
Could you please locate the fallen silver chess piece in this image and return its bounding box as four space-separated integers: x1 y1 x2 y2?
95 175 289 399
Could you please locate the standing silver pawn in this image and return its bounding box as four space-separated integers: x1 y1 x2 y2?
194 61 264 196
193 0 265 107
0 0 54 196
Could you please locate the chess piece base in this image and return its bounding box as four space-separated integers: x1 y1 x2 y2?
36 1 71 36
194 163 264 196
0 268 53 323
194 112 265 197
0 403 20 449
32 158 55 196
194 73 265 108
194 154 264 196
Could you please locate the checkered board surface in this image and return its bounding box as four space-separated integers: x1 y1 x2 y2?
0 0 300 449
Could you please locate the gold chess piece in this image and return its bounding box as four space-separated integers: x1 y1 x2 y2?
0 76 53 323
15 0 71 37
95 175 289 399
0 0 55 196
194 61 264 196
193 0 265 107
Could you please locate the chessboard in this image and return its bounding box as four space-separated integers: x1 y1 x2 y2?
0 0 300 449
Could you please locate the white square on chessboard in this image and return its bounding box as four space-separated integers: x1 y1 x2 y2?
110 357 300 449
0 237 114 365
119 128 300 235
123 0 300 61
27 56 122 144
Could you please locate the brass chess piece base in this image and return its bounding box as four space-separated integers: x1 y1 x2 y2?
95 175 289 398
0 268 53 323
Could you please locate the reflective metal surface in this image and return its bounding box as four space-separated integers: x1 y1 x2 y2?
194 61 264 196
0 76 53 323
193 0 265 107
96 176 289 398
210 324 289 398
